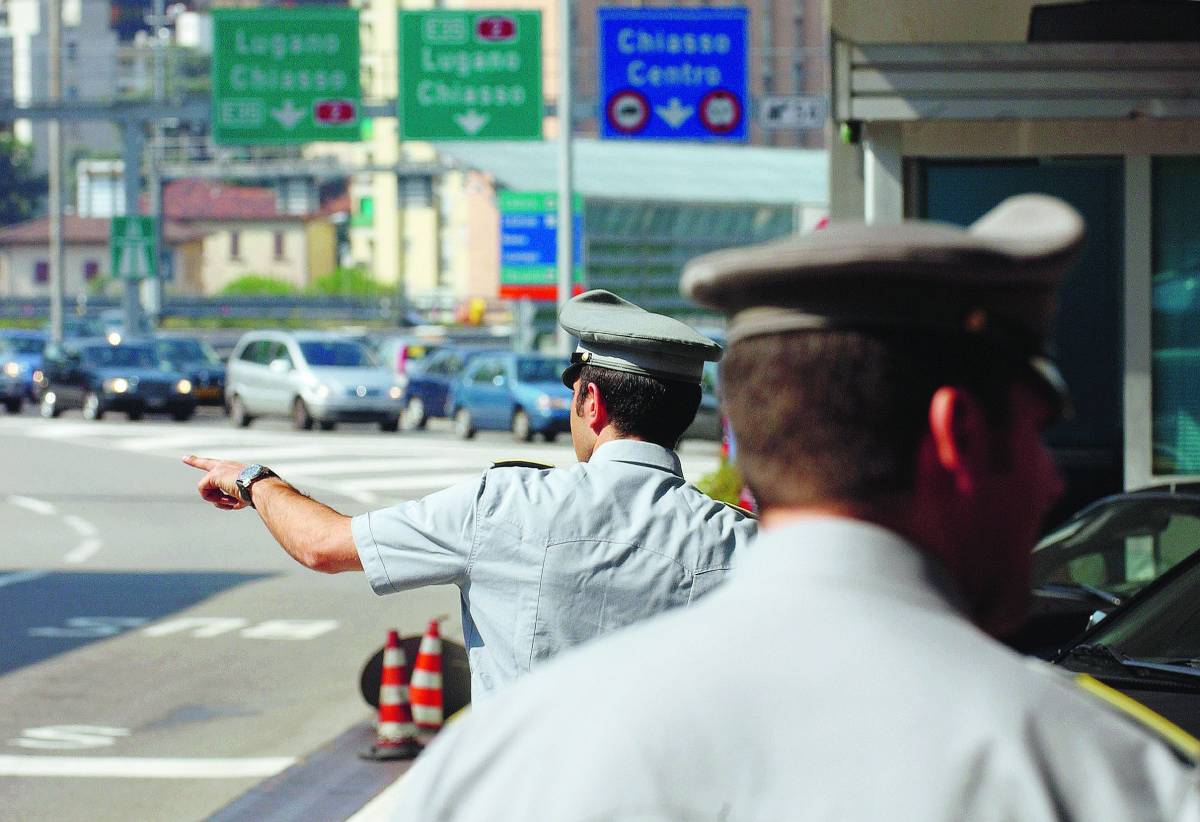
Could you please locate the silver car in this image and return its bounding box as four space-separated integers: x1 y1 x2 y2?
225 330 404 431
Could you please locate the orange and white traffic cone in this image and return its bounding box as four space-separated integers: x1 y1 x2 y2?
410 619 444 731
361 630 422 760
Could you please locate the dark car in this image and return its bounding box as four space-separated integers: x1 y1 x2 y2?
38 338 197 421
1054 543 1200 740
0 329 47 403
400 346 501 431
1003 486 1200 658
450 352 572 442
153 335 226 407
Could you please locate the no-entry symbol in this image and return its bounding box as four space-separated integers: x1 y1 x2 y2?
314 99 357 125
699 88 742 135
606 89 650 134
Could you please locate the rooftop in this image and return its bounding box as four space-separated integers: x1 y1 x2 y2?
436 138 827 206
0 215 206 245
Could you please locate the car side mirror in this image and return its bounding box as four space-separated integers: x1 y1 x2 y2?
1086 609 1108 630
269 358 292 373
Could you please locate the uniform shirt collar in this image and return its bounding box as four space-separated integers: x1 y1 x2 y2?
588 439 683 476
738 516 969 617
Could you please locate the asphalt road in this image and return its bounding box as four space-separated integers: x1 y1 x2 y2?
0 406 722 820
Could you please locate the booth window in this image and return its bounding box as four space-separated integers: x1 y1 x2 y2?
1151 157 1200 475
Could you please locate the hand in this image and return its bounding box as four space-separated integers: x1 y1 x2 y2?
184 455 249 511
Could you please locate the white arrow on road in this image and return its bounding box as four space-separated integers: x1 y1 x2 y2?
454 109 490 135
654 97 694 129
270 99 306 130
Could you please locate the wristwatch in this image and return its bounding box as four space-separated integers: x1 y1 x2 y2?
235 464 277 508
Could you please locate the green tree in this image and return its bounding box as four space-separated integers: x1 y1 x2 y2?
219 275 299 296
0 137 45 227
308 266 390 297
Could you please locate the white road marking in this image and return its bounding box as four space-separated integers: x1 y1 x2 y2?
0 570 49 589
0 755 296 778
11 725 130 749
62 515 99 538
336 472 481 495
62 539 103 563
270 457 477 477
7 495 56 516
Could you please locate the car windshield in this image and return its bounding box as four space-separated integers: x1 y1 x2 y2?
299 340 377 368
1084 552 1200 664
83 344 158 369
517 357 569 383
1032 495 1200 600
5 336 44 354
156 338 221 365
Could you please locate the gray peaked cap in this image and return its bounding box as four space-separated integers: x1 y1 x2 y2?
680 194 1086 407
558 289 723 388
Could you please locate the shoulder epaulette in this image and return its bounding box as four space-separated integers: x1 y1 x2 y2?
720 500 758 519
490 459 555 470
1073 673 1200 764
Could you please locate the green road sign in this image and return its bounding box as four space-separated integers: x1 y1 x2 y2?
212 8 361 145
110 216 158 280
399 10 543 141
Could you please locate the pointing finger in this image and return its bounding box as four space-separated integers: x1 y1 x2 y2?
184 455 215 470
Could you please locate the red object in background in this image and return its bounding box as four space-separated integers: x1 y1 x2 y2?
476 15 516 41
313 99 356 125
499 284 586 301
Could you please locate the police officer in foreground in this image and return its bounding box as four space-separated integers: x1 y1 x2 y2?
390 195 1200 820
184 290 757 697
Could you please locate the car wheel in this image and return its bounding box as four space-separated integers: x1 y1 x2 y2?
39 393 59 419
292 398 314 431
229 395 253 428
454 407 476 440
512 409 533 443
81 391 105 421
402 396 427 431
542 431 558 443
318 420 336 431
171 408 194 422
127 410 144 422
4 397 21 414
379 417 400 433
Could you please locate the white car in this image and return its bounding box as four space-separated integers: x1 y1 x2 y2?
225 330 404 431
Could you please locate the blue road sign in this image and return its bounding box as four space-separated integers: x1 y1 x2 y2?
499 191 584 300
598 7 748 142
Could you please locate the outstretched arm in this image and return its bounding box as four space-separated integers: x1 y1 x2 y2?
183 455 362 574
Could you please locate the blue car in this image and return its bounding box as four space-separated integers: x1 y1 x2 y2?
0 330 46 405
400 346 501 431
450 352 572 442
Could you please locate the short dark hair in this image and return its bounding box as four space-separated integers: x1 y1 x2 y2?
721 330 1026 510
574 364 702 449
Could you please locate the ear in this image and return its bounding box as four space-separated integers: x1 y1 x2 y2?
580 381 609 434
927 386 992 493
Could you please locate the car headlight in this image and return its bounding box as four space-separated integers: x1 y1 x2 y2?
388 385 403 400
312 384 330 400
175 379 192 394
104 377 129 394
3 361 19 378
106 331 122 346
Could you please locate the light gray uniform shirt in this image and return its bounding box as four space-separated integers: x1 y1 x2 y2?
352 439 756 697
393 517 1200 821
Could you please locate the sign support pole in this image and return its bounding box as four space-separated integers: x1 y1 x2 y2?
121 122 145 335
47 0 64 346
555 0 574 355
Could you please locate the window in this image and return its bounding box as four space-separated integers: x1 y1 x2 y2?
273 232 285 260
229 231 241 259
34 261 48 284
83 260 99 281
1152 157 1200 474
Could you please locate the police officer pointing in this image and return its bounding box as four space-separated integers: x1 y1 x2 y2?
390 195 1200 820
184 291 757 697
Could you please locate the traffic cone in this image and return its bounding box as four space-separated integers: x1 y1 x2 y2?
361 630 422 760
410 619 445 731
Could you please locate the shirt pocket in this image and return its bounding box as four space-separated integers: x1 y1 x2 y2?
525 538 693 668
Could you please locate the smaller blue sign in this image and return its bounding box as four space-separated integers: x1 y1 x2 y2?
500 211 583 269
598 7 748 142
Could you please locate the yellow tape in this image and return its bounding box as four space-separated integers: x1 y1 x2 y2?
1074 673 1200 762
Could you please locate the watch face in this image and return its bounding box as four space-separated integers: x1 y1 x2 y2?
238 464 264 485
